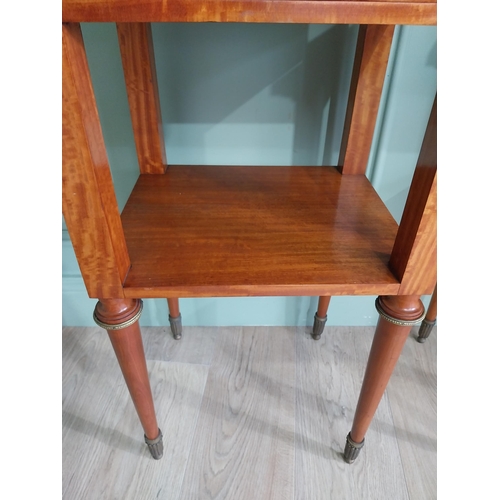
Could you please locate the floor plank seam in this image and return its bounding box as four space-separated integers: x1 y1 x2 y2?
386 389 412 500
147 359 213 368
174 348 213 499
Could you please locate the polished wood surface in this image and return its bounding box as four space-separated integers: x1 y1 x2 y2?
62 0 437 25
425 285 437 321
62 23 130 299
94 299 160 440
120 166 400 298
338 24 395 175
390 98 437 296
117 22 167 175
167 298 180 318
94 297 142 326
316 296 331 317
349 295 424 443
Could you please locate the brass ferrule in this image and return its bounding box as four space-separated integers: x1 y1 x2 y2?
93 300 143 330
375 297 425 327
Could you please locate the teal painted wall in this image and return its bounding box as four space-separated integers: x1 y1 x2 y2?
62 23 437 327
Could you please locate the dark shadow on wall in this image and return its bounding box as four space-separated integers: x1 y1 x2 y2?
153 23 307 125
278 25 358 166
151 23 357 165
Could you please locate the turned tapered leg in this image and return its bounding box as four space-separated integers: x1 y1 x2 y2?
312 296 331 340
94 298 163 459
166 298 182 340
344 295 425 464
417 285 437 343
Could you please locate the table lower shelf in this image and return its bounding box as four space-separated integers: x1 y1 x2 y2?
121 166 401 298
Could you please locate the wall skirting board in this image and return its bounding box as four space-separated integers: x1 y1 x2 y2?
62 24 436 327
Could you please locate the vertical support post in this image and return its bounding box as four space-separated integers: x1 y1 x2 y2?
117 22 167 174
390 97 437 296
338 24 395 175
94 298 164 459
63 23 130 298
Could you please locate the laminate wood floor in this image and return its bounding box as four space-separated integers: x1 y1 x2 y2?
62 325 436 499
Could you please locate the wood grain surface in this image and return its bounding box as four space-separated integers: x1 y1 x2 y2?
338 24 395 175
94 299 160 439
121 166 400 297
349 295 424 443
424 285 437 321
62 23 130 298
390 98 437 296
62 0 437 25
117 22 167 174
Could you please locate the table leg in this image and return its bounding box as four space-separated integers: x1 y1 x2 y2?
344 295 425 463
417 285 437 343
94 298 163 459
167 298 182 340
312 296 331 340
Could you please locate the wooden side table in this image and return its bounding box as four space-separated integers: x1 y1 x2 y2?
62 0 437 463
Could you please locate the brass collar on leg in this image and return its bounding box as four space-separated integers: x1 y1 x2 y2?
93 300 144 330
375 297 425 326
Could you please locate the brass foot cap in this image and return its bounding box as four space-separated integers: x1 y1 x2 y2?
343 432 365 464
312 313 327 340
145 429 163 460
169 314 182 340
417 319 436 343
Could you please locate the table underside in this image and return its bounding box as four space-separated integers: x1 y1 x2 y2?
121 166 401 297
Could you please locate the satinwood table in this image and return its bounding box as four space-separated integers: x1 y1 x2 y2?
62 0 437 462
